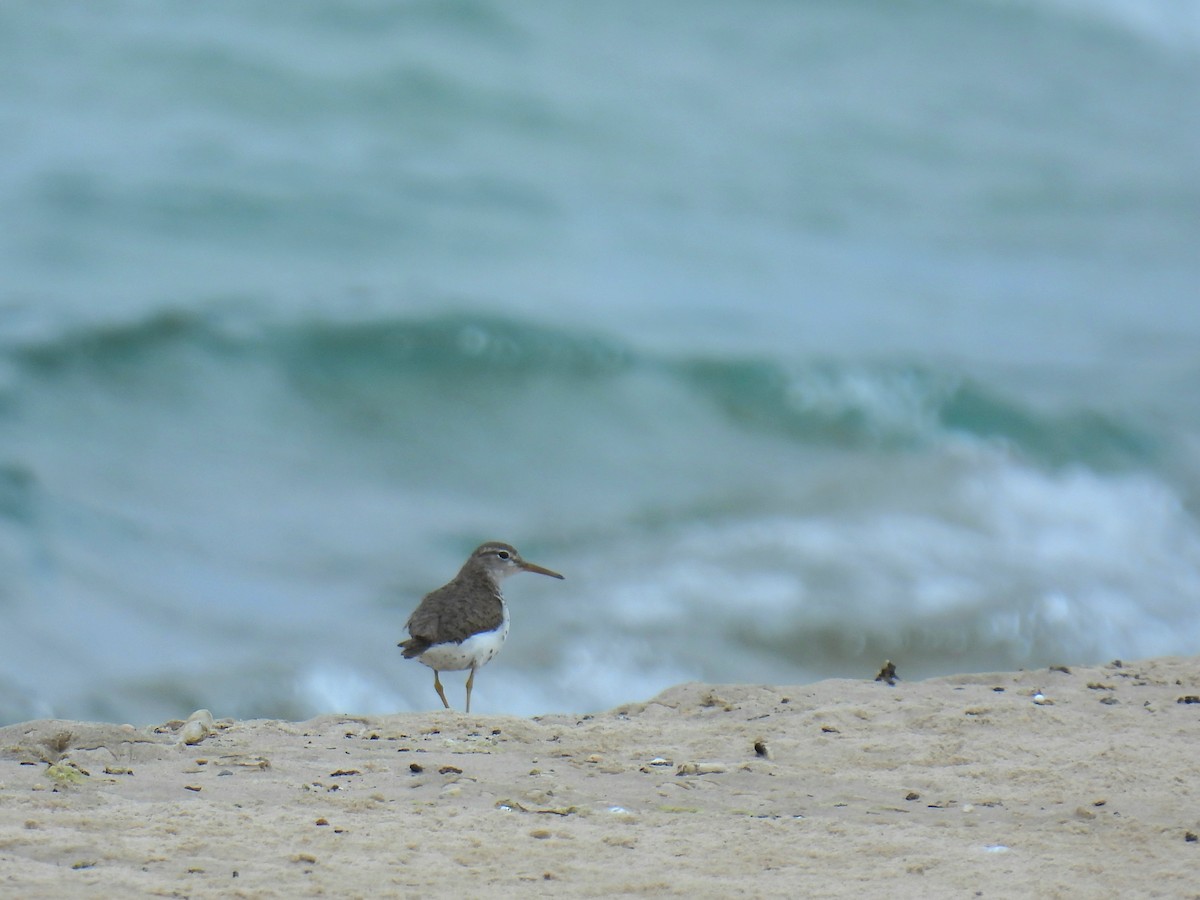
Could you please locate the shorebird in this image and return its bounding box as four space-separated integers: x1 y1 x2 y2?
398 541 564 713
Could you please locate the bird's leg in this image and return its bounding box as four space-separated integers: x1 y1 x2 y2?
432 671 451 709
465 665 477 714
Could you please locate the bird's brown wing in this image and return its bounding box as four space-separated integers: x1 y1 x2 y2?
402 575 505 652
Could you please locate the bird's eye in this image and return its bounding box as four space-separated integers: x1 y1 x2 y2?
496 550 511 560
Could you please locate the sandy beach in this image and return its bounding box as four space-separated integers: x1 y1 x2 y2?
2 656 1198 898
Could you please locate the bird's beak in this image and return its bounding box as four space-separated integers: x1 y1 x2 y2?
521 560 565 579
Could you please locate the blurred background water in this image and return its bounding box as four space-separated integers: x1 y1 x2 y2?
2 0 1199 725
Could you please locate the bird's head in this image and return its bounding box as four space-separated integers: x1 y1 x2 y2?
470 542 564 582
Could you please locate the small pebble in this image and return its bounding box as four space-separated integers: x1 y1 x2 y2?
676 762 727 776
186 709 215 729
180 720 209 746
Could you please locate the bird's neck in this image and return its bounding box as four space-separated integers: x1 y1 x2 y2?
460 566 506 595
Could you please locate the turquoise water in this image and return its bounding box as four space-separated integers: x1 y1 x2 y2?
2 0 1199 724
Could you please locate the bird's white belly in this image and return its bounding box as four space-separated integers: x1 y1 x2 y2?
418 607 510 672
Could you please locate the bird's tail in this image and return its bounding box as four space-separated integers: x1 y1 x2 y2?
398 636 431 659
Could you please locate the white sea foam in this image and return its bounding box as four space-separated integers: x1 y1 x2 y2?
576 451 1200 688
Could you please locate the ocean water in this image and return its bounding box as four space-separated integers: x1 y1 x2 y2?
2 0 1199 725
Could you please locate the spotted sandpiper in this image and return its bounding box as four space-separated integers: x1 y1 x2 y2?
398 541 564 713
